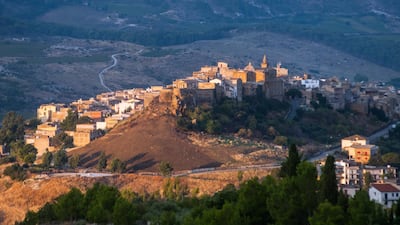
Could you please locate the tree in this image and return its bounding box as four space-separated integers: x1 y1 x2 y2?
68 154 80 169
394 199 400 225
286 88 303 99
112 197 138 225
369 107 388 122
97 152 107 171
159 161 173 177
54 188 84 221
237 178 272 225
0 111 24 145
348 190 379 225
77 116 92 124
25 118 41 130
273 136 288 146
267 177 305 225
296 162 318 218
21 144 37 165
60 110 78 131
309 201 345 225
52 132 74 149
205 120 221 134
320 155 338 205
382 152 400 164
237 170 244 183
53 149 68 169
3 163 27 181
42 150 53 168
110 158 126 173
280 144 301 177
11 141 37 165
85 184 120 223
246 115 257 130
363 172 373 189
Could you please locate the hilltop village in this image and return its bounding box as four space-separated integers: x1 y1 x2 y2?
4 55 400 208
26 55 400 157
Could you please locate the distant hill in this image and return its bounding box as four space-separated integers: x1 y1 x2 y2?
1 0 400 22
1 0 400 71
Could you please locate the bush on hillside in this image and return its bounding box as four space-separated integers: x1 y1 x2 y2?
3 163 27 181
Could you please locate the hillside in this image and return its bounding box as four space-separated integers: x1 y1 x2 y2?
1 0 400 119
71 98 283 172
0 169 273 225
1 31 399 119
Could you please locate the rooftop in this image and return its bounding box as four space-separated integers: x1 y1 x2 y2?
342 134 367 141
371 183 400 192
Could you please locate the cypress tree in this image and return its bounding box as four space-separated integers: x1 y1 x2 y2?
320 155 338 204
280 144 301 177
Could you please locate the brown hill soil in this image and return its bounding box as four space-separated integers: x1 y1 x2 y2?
72 99 266 172
0 169 274 225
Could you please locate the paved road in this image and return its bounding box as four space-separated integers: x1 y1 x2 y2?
172 163 282 177
98 49 143 92
285 98 301 120
307 121 399 162
367 122 398 143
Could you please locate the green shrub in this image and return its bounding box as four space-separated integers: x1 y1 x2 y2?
3 163 27 181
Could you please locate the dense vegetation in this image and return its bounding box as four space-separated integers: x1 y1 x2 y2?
371 125 400 166
177 96 289 137
17 149 400 225
177 97 384 146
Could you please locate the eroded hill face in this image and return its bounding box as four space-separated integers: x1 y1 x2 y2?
74 100 224 171
72 98 287 172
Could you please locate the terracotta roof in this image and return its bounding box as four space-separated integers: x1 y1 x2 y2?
342 134 367 141
371 183 400 192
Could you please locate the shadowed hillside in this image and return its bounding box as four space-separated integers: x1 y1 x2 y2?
73 99 225 172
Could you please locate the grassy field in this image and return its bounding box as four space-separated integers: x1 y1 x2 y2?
0 41 47 57
23 55 109 64
142 48 181 57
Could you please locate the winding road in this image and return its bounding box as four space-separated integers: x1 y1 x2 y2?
98 49 143 92
307 121 399 162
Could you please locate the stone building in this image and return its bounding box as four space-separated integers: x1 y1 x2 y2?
37 103 66 122
73 124 101 147
36 122 60 138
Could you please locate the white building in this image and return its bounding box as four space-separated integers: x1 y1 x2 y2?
115 99 138 114
96 121 107 130
369 183 400 208
335 160 362 185
301 79 320 89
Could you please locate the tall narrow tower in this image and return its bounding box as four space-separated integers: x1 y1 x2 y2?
261 54 268 69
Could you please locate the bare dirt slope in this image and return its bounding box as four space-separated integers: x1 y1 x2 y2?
73 100 230 172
